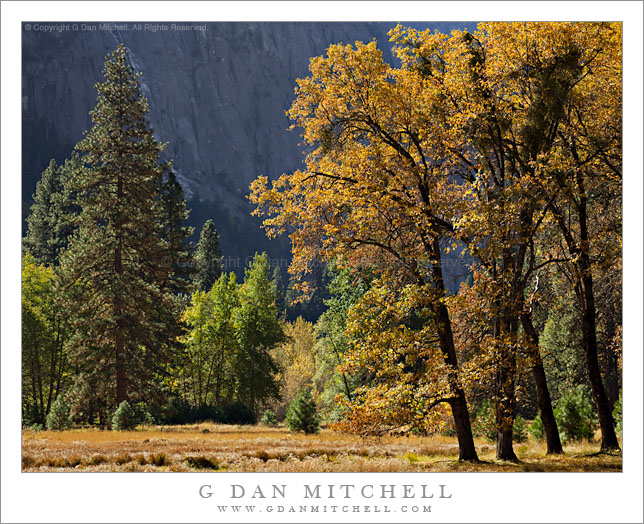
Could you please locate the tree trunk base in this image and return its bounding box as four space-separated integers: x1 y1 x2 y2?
600 442 621 453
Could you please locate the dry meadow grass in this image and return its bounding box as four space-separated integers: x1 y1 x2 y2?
21 423 622 472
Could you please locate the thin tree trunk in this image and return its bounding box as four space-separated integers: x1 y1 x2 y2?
430 238 479 462
577 173 620 451
521 312 563 454
53 334 65 401
215 358 222 408
46 318 60 414
36 351 45 423
329 337 352 402
30 357 41 423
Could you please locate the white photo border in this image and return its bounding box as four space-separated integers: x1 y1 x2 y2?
2 2 642 523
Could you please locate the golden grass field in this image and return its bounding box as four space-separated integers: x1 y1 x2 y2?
22 423 622 472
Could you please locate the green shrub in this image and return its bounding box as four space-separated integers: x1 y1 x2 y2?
554 385 597 443
472 400 496 442
24 402 42 427
132 402 155 426
529 414 545 441
285 389 320 434
473 401 528 443
612 389 622 437
513 416 528 443
45 396 72 430
112 401 136 430
261 410 278 427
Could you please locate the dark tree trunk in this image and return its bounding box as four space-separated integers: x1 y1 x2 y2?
577 175 620 452
580 269 620 451
87 399 95 426
448 391 479 462
215 359 222 408
603 346 620 412
431 238 479 462
495 363 518 460
495 318 518 462
46 319 61 415
521 313 563 454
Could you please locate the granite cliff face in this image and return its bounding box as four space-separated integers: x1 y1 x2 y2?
22 21 470 283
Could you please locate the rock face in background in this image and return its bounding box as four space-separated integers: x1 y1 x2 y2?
22 21 471 287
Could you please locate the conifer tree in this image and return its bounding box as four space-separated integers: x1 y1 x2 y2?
159 170 193 295
59 44 181 407
24 154 79 265
286 388 320 434
271 264 285 313
193 219 222 292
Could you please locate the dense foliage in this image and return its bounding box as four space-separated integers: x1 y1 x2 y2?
251 22 622 459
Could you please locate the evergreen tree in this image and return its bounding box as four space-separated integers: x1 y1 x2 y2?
193 219 222 292
233 253 285 413
111 400 136 430
24 154 79 265
285 388 320 434
59 44 182 408
45 396 72 430
159 170 193 294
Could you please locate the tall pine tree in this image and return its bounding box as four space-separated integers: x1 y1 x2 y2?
59 45 182 407
193 219 222 292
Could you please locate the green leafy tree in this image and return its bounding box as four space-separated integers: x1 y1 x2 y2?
58 44 182 409
183 272 239 407
22 254 69 425
286 389 320 434
46 396 72 430
313 263 370 423
233 253 285 413
193 219 222 292
270 317 317 420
